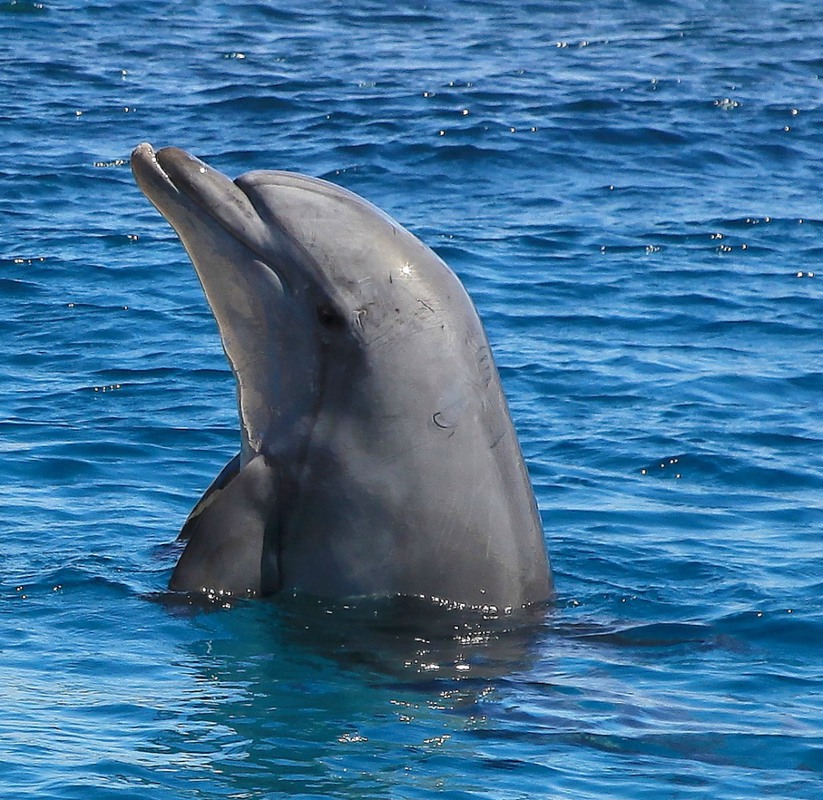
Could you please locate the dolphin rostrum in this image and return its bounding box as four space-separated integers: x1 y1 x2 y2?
131 144 552 612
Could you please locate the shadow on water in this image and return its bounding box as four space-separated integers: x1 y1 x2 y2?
160 590 552 682
145 593 556 798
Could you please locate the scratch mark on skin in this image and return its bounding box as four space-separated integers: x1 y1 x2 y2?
475 345 493 389
366 320 449 353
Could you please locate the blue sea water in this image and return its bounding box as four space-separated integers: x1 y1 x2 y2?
2 0 823 797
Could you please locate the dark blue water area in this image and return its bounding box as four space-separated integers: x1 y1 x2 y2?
2 0 823 797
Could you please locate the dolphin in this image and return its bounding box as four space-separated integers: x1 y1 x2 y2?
130 143 552 612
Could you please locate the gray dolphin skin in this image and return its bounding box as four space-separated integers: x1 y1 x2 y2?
130 143 552 611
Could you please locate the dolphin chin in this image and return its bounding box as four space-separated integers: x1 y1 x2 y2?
131 142 553 612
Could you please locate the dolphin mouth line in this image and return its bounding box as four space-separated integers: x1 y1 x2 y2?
131 143 278 269
131 142 182 198
131 143 364 340
132 142 322 304
132 142 246 211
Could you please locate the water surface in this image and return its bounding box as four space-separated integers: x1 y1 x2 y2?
2 1 822 797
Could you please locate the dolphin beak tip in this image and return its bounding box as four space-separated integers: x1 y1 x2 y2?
132 141 155 160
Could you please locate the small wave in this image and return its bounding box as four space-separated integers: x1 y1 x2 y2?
574 620 712 648
6 567 134 602
0 276 44 296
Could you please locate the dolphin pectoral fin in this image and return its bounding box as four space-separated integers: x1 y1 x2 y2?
169 454 280 597
179 452 242 540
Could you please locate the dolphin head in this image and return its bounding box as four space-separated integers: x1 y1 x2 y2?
131 144 481 468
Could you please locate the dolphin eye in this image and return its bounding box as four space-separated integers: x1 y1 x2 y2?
316 304 346 331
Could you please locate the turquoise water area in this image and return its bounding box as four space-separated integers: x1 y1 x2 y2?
2 1 822 797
